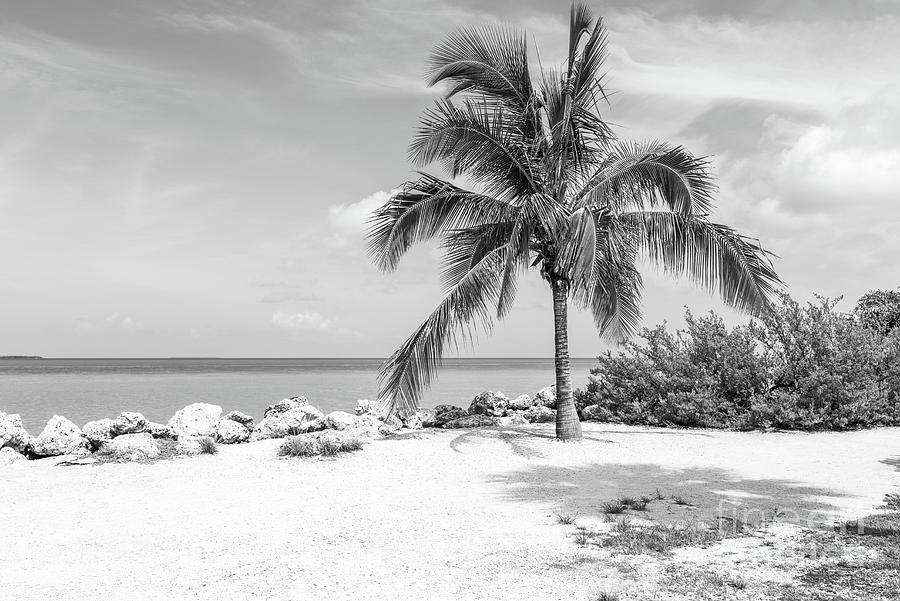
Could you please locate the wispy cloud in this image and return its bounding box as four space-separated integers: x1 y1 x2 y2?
271 311 333 332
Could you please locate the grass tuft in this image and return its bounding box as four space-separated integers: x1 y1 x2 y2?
556 512 577 525
595 591 619 601
599 523 722 555
602 500 626 514
278 434 363 458
671 494 692 506
198 436 218 455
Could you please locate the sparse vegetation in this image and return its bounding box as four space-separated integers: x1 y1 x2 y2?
602 500 626 514
599 522 724 555
671 495 692 506
556 512 577 525
197 436 218 455
595 591 619 601
278 434 363 458
880 493 900 511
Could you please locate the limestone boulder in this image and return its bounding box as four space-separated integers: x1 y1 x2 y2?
442 414 497 429
524 405 556 424
0 411 31 453
508 394 533 411
167 403 222 439
534 385 557 409
0 446 26 465
222 411 254 429
215 419 250 444
82 418 116 450
497 414 528 427
30 416 91 457
251 397 325 440
468 391 510 417
402 412 423 430
417 408 438 428
354 399 373 415
102 433 160 462
147 422 176 440
434 404 463 416
345 414 384 438
324 411 358 431
111 411 149 436
434 408 467 427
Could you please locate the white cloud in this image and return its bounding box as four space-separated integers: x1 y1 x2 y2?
328 190 391 233
271 311 332 332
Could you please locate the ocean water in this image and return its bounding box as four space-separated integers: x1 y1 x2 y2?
0 358 599 433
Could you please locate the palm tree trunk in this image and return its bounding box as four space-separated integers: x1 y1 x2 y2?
552 278 582 440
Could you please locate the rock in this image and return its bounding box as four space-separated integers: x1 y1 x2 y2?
508 394 533 411
324 411 357 431
147 422 176 440
0 411 30 453
534 385 557 409
264 396 308 417
580 404 605 421
222 411 254 429
524 405 556 424
215 419 250 444
402 412 423 430
442 414 498 429
434 404 463 416
167 403 222 439
434 408 467 427
251 397 325 440
82 418 116 450
346 414 383 438
354 399 373 415
30 416 91 457
497 414 528 427
468 391 510 417
417 408 438 428
111 411 149 436
102 433 160 461
0 446 26 465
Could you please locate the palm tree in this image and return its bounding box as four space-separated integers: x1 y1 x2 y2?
367 4 781 440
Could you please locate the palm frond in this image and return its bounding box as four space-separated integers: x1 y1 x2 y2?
440 222 514 292
410 99 540 199
575 141 715 215
567 3 595 77
622 211 782 315
367 173 514 272
427 25 533 113
376 244 509 417
556 207 597 285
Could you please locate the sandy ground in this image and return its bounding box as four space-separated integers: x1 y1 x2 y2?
1 423 898 600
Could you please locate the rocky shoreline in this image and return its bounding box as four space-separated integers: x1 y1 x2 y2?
0 386 563 464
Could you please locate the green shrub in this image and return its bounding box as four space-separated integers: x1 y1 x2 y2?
575 290 900 431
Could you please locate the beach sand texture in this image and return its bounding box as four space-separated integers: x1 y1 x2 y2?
1 423 898 600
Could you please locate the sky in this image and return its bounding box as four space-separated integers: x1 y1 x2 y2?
0 0 898 358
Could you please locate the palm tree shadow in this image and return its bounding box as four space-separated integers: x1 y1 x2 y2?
488 462 854 528
882 456 900 471
448 427 615 459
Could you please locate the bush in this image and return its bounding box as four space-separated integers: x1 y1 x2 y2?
575 290 900 431
278 433 363 458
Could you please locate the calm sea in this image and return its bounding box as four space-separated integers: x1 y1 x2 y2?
0 358 599 433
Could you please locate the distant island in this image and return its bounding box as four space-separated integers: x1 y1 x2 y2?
0 355 43 359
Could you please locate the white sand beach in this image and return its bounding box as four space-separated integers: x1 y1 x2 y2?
2 423 898 600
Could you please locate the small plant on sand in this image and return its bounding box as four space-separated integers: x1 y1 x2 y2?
198 437 218 455
574 525 596 547
671 494 692 506
602 500 626 514
880 493 900 511
556 512 578 525
278 434 363 458
595 591 619 601
600 523 722 554
614 517 633 533
624 496 649 511
651 488 666 501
